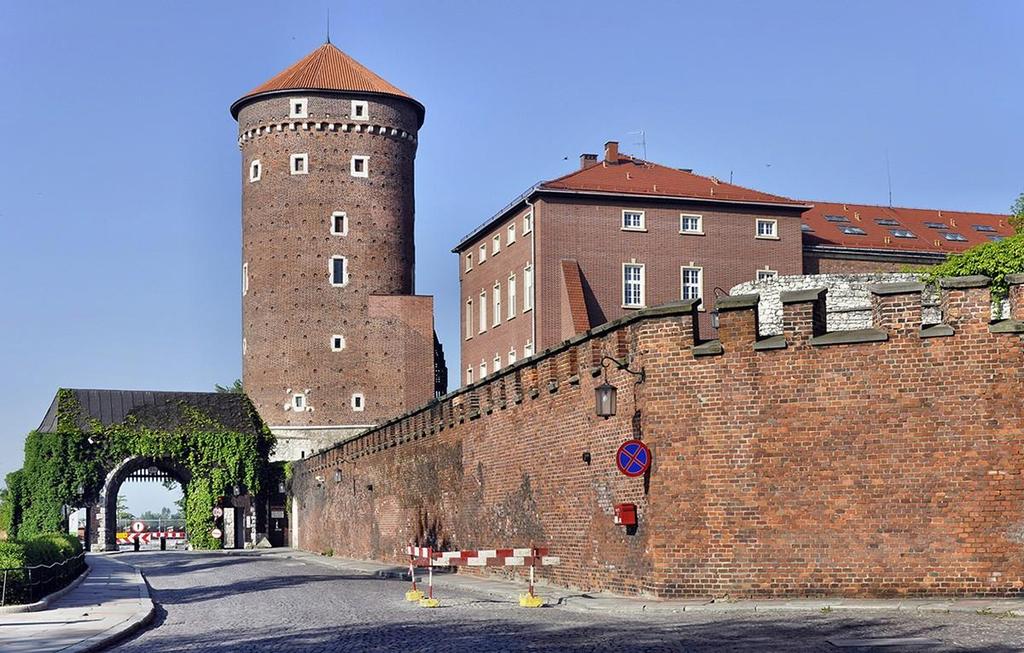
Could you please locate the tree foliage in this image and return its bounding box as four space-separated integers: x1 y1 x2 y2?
1011 192 1024 234
0 389 274 550
215 379 245 394
924 232 1024 300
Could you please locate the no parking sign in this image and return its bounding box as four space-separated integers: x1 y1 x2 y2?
615 440 651 478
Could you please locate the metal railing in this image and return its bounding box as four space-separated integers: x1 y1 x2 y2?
0 552 87 607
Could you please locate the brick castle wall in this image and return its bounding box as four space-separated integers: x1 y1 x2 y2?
293 276 1024 598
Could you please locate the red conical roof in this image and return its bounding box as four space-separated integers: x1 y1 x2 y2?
231 43 423 124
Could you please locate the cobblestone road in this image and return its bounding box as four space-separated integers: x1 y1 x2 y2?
111 552 1024 652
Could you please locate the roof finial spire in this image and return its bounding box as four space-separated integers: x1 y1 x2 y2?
326 7 331 44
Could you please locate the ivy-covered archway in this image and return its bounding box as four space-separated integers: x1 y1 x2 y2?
2 388 274 551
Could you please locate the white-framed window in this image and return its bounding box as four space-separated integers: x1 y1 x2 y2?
623 261 645 308
351 100 368 121
331 211 348 236
524 340 534 357
249 159 261 182
289 98 308 118
492 233 501 255
465 253 473 272
242 262 249 296
351 393 365 411
465 299 473 340
478 243 487 263
466 367 474 385
290 153 308 175
291 393 306 411
680 213 703 234
508 346 517 365
523 211 533 234
478 290 487 333
622 210 645 231
756 218 779 239
756 267 778 281
493 353 501 372
523 264 533 311
330 256 348 287
507 223 516 244
507 272 517 319
350 156 369 178
680 265 703 302
492 282 501 327
479 359 487 378
331 335 346 351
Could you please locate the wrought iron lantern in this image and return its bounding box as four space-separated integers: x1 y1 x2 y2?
594 355 645 419
594 382 617 419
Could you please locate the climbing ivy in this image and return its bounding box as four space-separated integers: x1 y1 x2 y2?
1 389 274 550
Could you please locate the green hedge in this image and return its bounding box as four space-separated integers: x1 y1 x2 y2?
0 533 84 605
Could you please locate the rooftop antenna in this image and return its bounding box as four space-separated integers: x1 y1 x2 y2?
326 7 331 44
628 130 647 161
885 149 893 207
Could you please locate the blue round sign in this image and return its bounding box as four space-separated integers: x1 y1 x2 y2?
616 440 651 478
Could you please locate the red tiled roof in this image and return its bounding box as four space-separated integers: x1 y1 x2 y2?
801 200 1014 254
231 43 422 121
540 154 804 206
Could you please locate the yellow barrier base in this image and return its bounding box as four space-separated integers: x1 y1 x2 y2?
418 597 440 608
519 593 545 608
405 589 424 602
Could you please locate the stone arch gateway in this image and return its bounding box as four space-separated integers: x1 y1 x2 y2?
95 456 192 551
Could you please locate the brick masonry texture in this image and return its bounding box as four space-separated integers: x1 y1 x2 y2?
237 92 435 430
293 277 1024 599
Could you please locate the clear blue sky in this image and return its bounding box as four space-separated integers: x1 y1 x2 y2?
1 1 1021 505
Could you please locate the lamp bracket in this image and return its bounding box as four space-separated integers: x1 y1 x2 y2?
599 355 645 383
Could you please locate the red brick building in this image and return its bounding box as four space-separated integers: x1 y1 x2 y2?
232 43 441 459
452 141 809 386
455 143 1015 387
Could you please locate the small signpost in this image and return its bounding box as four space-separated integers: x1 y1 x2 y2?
130 520 147 534
615 439 651 478
211 527 223 540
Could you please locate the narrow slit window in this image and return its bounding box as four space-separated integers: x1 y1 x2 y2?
290 153 308 175
330 256 348 286
331 211 347 236
249 159 261 182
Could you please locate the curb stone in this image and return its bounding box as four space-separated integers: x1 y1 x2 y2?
0 565 92 615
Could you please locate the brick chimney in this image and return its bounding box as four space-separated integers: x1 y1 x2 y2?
580 153 598 170
604 141 619 164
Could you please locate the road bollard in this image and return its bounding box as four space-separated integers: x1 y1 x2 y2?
418 564 439 608
518 553 545 608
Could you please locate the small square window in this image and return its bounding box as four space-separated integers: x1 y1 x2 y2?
493 353 501 372
523 211 533 234
524 340 534 357
351 393 365 411
331 335 346 352
466 367 474 385
680 213 703 234
622 210 645 231
943 232 968 242
479 360 487 378
890 229 916 239
756 218 778 239
331 211 347 236
249 159 261 182
350 156 368 178
507 223 516 244
756 268 778 281
492 233 501 255
351 100 368 121
291 393 306 411
330 256 348 286
289 98 308 118
478 243 487 263
465 253 473 272
508 347 517 365
290 153 308 175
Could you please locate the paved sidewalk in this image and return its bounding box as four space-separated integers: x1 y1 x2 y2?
0 554 153 653
268 548 1024 617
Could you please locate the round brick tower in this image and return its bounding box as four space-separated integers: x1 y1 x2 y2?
232 43 432 457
